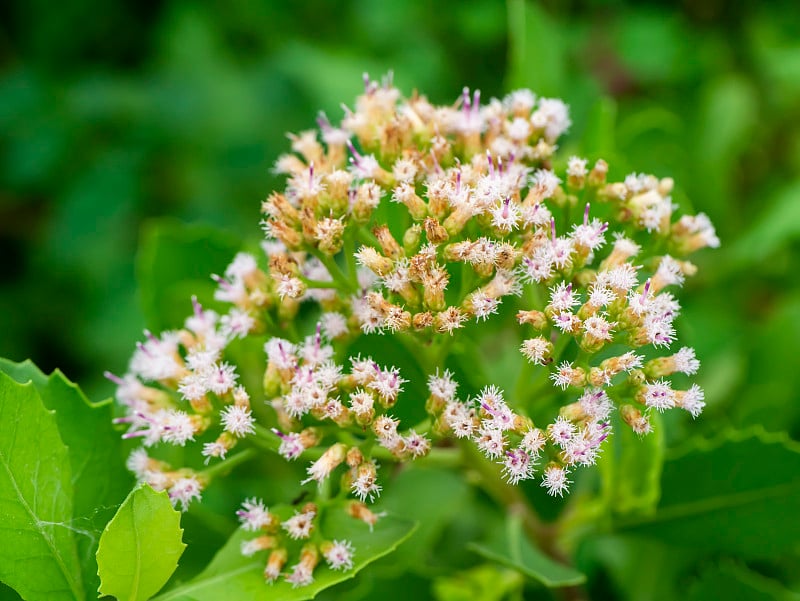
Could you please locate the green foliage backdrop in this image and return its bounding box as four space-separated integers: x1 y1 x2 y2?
1 1 799 599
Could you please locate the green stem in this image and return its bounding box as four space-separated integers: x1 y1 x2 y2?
200 447 257 480
395 331 436 371
343 228 360 288
300 277 342 290
459 440 549 547
309 247 356 293
252 423 280 452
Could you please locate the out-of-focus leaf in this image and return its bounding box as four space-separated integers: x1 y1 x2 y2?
614 11 692 84
153 501 416 600
375 466 470 574
506 0 565 96
577 535 696 601
692 74 759 219
97 484 186 601
615 428 800 557
688 562 800 601
730 181 800 265
433 564 523 601
0 358 132 597
136 218 240 332
0 371 84 601
582 96 617 160
598 411 664 515
469 514 585 588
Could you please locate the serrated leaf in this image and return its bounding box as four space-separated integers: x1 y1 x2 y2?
469 514 585 588
615 428 800 557
154 502 416 601
598 411 664 515
97 484 187 601
0 358 132 597
137 219 240 331
0 371 85 601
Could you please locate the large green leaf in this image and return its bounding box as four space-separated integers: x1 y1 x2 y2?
0 371 85 600
615 428 800 557
469 514 585 588
136 219 240 331
598 411 664 515
97 484 187 601
0 358 132 597
154 501 416 600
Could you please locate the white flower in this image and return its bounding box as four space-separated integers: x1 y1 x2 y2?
323 540 355 571
320 312 349 339
282 509 315 539
161 410 196 446
264 338 297 370
403 430 431 458
490 197 520 233
673 347 700 375
531 98 571 142
236 498 273 531
427 369 459 402
169 476 203 511
549 282 579 312
125 448 151 478
548 416 577 448
520 428 546 457
367 365 406 404
470 290 500 321
475 424 506 458
641 380 676 411
285 564 314 588
273 429 305 460
220 309 255 339
541 465 570 497
678 384 705 417
221 405 255 438
206 363 238 396
501 449 534 485
567 156 588 178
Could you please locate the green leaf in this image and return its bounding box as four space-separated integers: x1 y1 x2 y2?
376 466 470 574
731 181 800 266
0 371 85 601
0 358 132 597
433 564 524 601
97 484 187 601
688 562 800 601
506 0 565 96
469 514 585 588
137 218 240 331
598 411 664 515
154 502 416 600
581 96 618 161
615 428 800 557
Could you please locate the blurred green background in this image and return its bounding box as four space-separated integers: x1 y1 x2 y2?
1 0 799 597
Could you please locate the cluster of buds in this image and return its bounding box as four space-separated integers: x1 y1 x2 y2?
266 327 430 502
108 73 718 584
236 498 381 587
106 292 260 508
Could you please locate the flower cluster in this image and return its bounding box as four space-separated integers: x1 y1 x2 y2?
236 498 379 587
108 73 718 585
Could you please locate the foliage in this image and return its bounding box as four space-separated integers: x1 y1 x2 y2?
1 1 799 599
